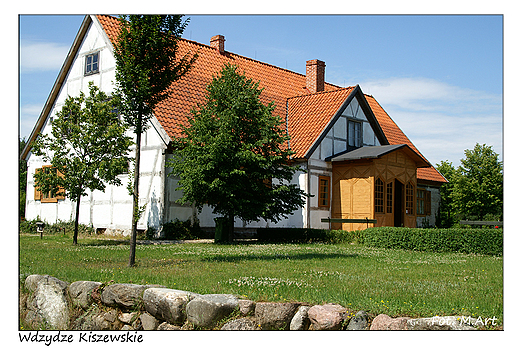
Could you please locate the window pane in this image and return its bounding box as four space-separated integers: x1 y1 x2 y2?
386 182 393 213
375 178 384 213
318 177 330 207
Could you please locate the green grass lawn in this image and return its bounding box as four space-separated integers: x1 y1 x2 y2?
19 233 503 326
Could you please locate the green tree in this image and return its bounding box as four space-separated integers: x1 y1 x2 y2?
167 64 306 241
113 15 197 266
451 143 503 221
20 137 28 221
436 160 456 227
31 83 133 245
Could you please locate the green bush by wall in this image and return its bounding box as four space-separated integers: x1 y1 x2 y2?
359 227 503 256
19 218 94 235
257 226 502 256
256 228 359 244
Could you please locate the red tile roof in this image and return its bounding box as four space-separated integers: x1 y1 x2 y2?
97 15 337 140
287 87 355 158
96 15 446 184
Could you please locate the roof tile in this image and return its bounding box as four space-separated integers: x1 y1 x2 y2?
96 15 446 184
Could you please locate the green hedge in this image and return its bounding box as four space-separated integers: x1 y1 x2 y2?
160 219 203 240
359 227 503 256
19 218 95 235
256 226 502 256
256 228 359 244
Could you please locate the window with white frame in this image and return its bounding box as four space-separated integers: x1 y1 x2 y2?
348 120 362 148
85 52 100 76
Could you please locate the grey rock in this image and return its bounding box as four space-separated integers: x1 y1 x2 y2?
143 288 198 325
186 294 239 329
238 299 256 316
221 318 259 330
92 314 112 330
346 310 369 330
157 322 182 330
33 277 70 330
69 281 102 310
290 305 311 330
308 303 349 330
25 275 69 293
370 314 411 330
255 302 300 330
140 312 159 330
121 324 134 330
103 309 118 323
24 310 44 328
118 312 138 324
100 283 159 308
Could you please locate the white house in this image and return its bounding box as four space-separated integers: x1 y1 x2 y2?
21 15 447 235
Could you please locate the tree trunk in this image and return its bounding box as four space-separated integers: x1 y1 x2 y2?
128 117 142 267
73 192 81 245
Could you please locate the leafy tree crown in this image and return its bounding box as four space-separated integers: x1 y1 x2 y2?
168 64 305 223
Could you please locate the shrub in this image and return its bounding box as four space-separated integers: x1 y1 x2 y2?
256 228 359 244
160 219 203 240
358 227 502 256
19 218 38 234
19 218 94 235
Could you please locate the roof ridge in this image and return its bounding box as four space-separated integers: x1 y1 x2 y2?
96 14 340 91
287 85 355 100
177 36 344 91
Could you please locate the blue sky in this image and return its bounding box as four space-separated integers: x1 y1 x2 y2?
19 14 503 167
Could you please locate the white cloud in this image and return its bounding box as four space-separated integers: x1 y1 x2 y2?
19 104 44 139
356 77 502 166
20 40 70 72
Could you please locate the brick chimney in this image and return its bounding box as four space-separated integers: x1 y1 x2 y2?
306 59 326 93
210 35 225 54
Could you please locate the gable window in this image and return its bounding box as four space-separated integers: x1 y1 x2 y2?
375 178 384 213
34 166 65 203
348 120 362 148
318 176 330 208
417 189 431 216
386 181 393 213
405 182 414 215
85 52 99 75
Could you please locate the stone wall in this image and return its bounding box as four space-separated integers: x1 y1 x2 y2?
20 274 479 331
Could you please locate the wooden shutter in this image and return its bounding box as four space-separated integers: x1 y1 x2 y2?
56 169 65 200
34 168 42 200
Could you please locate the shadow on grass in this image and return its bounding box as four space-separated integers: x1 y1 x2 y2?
202 252 359 263
76 239 130 246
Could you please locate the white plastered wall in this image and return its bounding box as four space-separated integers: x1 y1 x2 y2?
24 18 168 235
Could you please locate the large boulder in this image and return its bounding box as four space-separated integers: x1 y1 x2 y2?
25 274 69 293
370 314 411 330
221 318 259 330
346 310 369 330
308 303 350 330
143 288 199 325
69 281 102 310
100 283 161 309
238 299 256 316
32 277 70 330
186 294 239 329
290 305 311 330
255 302 300 330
